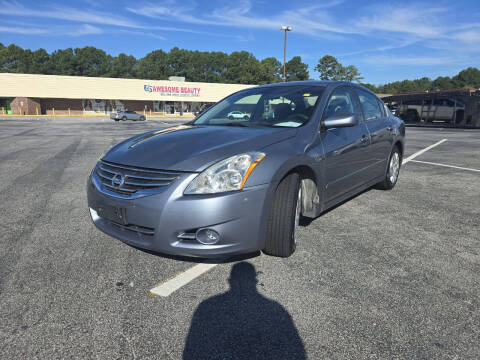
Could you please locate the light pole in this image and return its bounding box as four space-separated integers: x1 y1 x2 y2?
280 26 292 81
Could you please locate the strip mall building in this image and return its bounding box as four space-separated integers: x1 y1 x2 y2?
0 73 252 116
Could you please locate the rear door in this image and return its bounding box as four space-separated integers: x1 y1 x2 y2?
355 88 392 179
320 86 372 204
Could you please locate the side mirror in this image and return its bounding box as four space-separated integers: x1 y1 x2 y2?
322 113 358 129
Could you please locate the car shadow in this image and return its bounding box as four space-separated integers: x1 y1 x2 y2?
182 261 306 360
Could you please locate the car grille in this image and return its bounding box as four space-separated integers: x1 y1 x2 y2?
107 220 155 237
95 160 180 197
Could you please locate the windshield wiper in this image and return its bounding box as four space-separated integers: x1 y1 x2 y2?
217 122 252 127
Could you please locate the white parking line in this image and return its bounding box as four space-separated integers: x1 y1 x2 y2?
149 262 220 297
402 139 447 164
409 160 480 173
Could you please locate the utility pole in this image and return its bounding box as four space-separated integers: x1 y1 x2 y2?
280 26 292 81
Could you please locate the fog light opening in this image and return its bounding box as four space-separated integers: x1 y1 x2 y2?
196 228 220 245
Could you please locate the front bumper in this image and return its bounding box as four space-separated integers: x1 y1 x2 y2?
87 172 270 258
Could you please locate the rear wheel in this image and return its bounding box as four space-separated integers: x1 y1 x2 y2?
122 116 127 121
140 116 145 121
263 173 301 257
406 110 419 123
376 147 401 190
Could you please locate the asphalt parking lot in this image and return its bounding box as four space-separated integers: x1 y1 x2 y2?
0 117 479 359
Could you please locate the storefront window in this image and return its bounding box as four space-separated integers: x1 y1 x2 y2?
164 101 175 114
82 99 123 113
153 101 163 112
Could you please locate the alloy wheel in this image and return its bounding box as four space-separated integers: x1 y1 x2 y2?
389 152 400 184
293 186 302 244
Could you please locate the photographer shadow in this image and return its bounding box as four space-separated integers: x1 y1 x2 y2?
183 262 306 360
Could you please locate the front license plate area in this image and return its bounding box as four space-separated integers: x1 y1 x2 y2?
96 204 127 225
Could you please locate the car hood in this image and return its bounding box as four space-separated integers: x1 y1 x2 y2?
103 124 297 172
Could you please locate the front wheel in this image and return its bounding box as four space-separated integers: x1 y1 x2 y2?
140 116 145 121
376 147 401 190
263 173 301 257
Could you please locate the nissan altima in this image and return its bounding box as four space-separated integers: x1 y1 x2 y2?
87 81 405 258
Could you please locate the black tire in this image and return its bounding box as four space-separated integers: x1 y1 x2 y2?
228 116 234 120
376 146 402 190
243 115 249 120
122 116 127 121
455 110 464 125
406 110 419 123
140 116 145 121
263 173 301 257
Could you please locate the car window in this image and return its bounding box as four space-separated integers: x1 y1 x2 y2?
324 87 359 119
404 99 422 105
357 89 382 121
377 99 386 116
193 85 325 128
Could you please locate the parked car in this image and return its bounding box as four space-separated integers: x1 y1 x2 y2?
399 98 465 123
88 81 405 258
110 110 146 121
227 111 250 120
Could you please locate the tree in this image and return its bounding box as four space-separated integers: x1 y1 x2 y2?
360 83 378 92
222 51 262 84
314 55 341 81
431 76 453 91
203 51 228 82
285 56 309 81
1 43 478 91
452 67 480 88
314 55 363 82
259 57 282 84
341 65 363 82
48 48 77 75
108 53 138 78
0 44 28 73
137 49 169 79
30 49 51 74
73 47 111 77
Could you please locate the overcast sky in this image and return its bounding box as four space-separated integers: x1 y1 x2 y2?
1 0 479 84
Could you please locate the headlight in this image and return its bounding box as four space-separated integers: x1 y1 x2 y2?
184 152 266 194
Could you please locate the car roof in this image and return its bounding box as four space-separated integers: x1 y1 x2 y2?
248 80 378 97
255 80 347 88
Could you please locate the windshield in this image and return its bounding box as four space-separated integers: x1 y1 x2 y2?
193 85 325 128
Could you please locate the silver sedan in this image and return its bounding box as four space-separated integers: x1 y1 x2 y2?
89 81 405 258
110 110 146 121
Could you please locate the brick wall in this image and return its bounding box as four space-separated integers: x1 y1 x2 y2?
10 97 41 115
40 98 83 115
